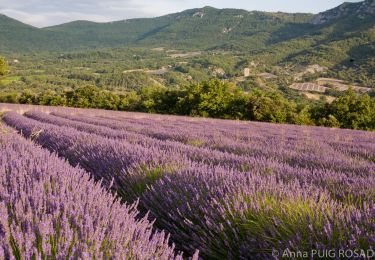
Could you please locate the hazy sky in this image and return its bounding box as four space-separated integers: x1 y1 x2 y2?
0 0 363 27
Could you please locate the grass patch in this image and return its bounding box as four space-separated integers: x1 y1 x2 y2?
186 139 205 147
231 194 345 255
132 166 165 196
0 76 22 86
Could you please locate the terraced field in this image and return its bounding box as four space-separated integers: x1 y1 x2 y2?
289 83 328 93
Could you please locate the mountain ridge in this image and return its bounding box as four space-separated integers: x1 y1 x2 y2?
42 6 312 29
1 2 373 53
0 6 315 52
312 0 375 24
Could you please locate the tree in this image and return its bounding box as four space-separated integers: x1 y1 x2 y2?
311 89 375 130
19 91 39 104
247 90 296 123
96 91 120 110
318 115 341 128
66 85 99 108
38 90 66 106
0 57 9 76
293 106 314 125
329 89 375 130
177 80 242 118
119 91 141 111
197 80 239 118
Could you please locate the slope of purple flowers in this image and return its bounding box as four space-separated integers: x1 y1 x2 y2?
21 111 375 203
49 111 374 174
1 105 374 259
0 124 184 259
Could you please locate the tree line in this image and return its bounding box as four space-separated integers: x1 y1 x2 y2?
1 79 374 131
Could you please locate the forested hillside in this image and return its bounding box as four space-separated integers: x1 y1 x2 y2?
0 7 314 52
1 1 374 79
0 1 373 52
0 15 69 52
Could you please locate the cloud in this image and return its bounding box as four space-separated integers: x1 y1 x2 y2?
0 8 114 27
0 0 183 27
0 0 363 27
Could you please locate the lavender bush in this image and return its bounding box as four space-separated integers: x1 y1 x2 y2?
142 164 374 258
1 106 374 259
24 111 375 204
0 124 184 259
50 111 374 174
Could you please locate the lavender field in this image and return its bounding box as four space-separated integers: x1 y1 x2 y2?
0 103 374 259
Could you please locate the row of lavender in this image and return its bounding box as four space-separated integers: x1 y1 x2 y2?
70 110 375 162
2 110 374 258
24 111 375 203
0 123 187 259
1 103 374 163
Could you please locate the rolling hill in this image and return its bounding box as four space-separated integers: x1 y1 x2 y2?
0 1 374 53
0 1 374 84
0 7 314 52
0 14 71 52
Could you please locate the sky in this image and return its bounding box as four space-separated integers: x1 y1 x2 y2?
0 0 364 28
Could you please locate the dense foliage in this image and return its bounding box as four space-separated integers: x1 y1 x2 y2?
0 8 313 52
1 105 373 258
312 89 375 130
0 56 8 76
2 80 374 130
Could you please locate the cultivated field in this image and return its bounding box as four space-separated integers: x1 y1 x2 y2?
289 83 328 93
0 103 374 259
